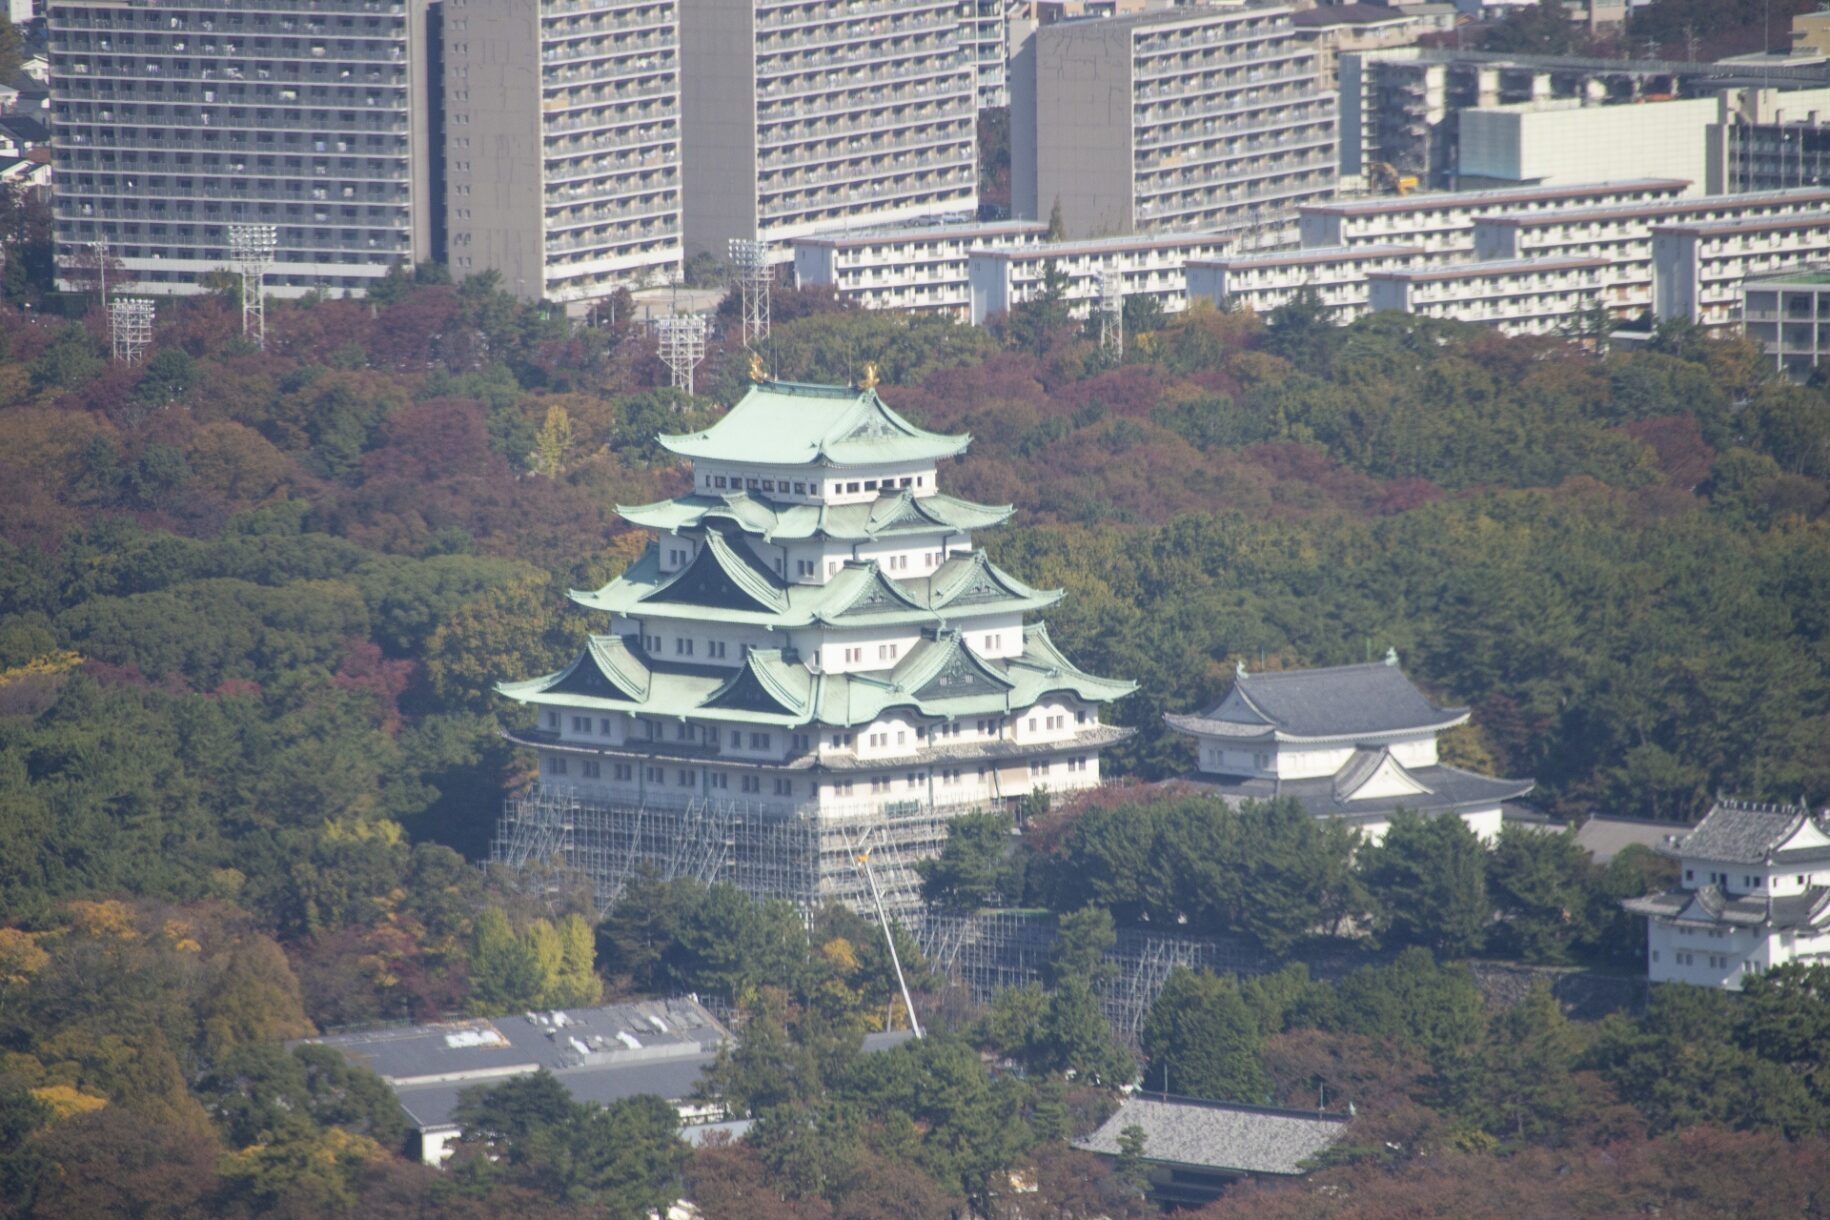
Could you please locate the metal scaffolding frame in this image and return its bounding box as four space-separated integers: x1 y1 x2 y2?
914 910 1267 1043
655 313 707 396
490 784 960 917
110 297 155 365
228 222 278 350
1098 270 1123 360
728 238 773 347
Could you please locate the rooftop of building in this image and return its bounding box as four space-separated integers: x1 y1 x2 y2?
1190 243 1424 269
1651 208 1830 238
795 220 1049 248
1347 45 1830 85
1624 882 1830 933
969 232 1236 261
1746 265 1830 287
1164 651 1468 742
1076 1093 1349 1177
1478 187 1830 229
1369 255 1610 282
1574 815 1689 864
1300 179 1691 218
304 999 728 1089
657 381 968 468
1290 3 1451 28
1670 798 1830 865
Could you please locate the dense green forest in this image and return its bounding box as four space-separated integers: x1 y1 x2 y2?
1 237 1829 1216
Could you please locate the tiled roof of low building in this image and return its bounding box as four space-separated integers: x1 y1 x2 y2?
1076 1093 1349 1177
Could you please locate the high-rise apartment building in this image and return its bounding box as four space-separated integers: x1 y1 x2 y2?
677 0 977 256
1011 3 1336 240
442 0 684 306
48 0 437 296
962 0 1008 108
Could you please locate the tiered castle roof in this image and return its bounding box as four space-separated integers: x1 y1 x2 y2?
619 488 1013 542
655 380 969 466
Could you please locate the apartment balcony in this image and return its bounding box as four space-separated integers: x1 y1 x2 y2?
1136 88 1334 138
540 33 676 68
758 14 954 59
759 125 961 174
755 0 950 38
542 0 674 18
540 6 676 39
543 59 678 89
1136 127 1333 173
758 78 971 125
1134 65 1320 104
1133 44 1308 87
760 101 965 145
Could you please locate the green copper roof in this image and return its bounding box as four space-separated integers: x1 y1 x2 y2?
571 538 1063 628
497 624 1135 730
657 381 970 467
618 489 1015 543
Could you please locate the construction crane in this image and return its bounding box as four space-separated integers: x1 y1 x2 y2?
851 834 923 1039
1368 160 1421 196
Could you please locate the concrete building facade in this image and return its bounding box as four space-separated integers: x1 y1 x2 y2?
48 0 437 296
792 219 1047 317
1652 210 1830 327
967 232 1233 324
442 0 685 306
1013 3 1335 240
1457 96 1718 192
678 0 977 257
1743 267 1830 380
1297 178 1689 259
1366 255 1611 336
1185 243 1426 323
1707 87 1830 195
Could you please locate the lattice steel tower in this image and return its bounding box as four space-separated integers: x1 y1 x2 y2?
655 313 707 396
109 297 155 365
228 223 278 351
728 238 773 347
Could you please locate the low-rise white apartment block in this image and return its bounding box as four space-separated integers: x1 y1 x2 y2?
1743 267 1830 380
678 0 978 256
1013 2 1336 240
1366 256 1609 336
792 220 1048 317
1652 210 1830 327
967 233 1233 325
1472 187 1830 323
443 0 685 306
1298 179 1690 258
1184 243 1423 322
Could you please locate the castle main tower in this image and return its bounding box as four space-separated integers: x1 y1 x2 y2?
495 377 1133 913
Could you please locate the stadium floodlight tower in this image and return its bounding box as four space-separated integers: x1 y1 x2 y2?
655 312 708 396
109 297 155 365
1099 269 1124 361
728 237 773 347
228 222 279 350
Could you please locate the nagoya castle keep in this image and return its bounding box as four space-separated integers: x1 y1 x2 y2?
493 376 1136 914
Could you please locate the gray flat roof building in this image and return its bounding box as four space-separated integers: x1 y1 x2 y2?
442 0 685 307
677 0 978 256
1012 3 1336 241
49 0 439 296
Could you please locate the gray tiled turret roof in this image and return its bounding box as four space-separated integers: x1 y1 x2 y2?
1676 799 1819 863
1165 655 1468 742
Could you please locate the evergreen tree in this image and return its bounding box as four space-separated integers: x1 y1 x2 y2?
1041 977 1135 1086
1488 825 1593 962
1361 811 1490 957
1140 969 1270 1103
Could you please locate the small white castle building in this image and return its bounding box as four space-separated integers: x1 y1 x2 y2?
1624 799 1830 990
1164 651 1533 844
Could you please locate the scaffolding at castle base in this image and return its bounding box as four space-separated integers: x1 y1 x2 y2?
915 910 1268 1044
490 785 962 918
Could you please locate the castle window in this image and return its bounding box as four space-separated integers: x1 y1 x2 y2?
599 717 611 735
761 480 774 492
774 778 792 795
750 732 770 749
714 475 727 488
864 480 878 491
710 772 727 789
678 769 693 786
546 711 559 729
573 716 590 732
582 760 601 779
793 482 806 494
614 763 632 780
741 775 760 793
548 756 568 776
708 640 726 658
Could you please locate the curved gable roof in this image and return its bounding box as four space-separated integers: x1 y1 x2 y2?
1231 660 1466 739
657 382 969 467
